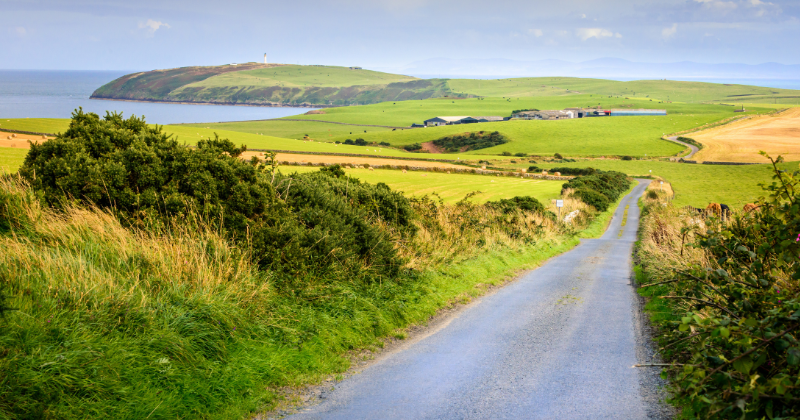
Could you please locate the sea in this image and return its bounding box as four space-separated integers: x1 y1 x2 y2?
0 70 315 125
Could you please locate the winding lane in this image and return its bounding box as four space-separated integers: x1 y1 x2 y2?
288 179 670 420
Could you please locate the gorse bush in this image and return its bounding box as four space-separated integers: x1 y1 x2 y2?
637 155 800 418
561 170 630 212
485 196 545 215
19 109 408 282
431 131 507 153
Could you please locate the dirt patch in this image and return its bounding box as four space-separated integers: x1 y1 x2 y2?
241 152 466 169
693 107 800 163
305 110 326 115
420 142 444 154
0 131 50 148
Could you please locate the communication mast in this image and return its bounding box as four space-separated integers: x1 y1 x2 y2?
264 53 267 64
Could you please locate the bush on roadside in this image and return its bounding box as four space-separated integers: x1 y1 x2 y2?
636 155 800 418
572 189 610 212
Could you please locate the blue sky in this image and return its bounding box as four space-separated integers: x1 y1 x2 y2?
2 0 799 71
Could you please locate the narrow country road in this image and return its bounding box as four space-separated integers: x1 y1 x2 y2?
287 179 670 420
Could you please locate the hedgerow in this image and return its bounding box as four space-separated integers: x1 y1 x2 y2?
636 155 800 418
431 131 507 153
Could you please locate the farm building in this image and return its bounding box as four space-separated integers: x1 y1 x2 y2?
473 116 508 122
423 116 475 126
512 110 575 120
418 116 508 127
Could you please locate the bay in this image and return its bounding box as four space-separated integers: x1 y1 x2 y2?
0 70 315 125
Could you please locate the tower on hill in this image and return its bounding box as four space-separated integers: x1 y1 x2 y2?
264 53 267 64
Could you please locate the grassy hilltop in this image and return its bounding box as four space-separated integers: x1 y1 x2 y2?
93 63 800 108
92 64 463 106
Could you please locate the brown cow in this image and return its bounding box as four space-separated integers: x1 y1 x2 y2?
743 203 759 213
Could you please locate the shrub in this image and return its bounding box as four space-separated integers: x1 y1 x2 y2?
646 189 659 199
514 152 527 157
403 143 422 151
431 131 508 153
528 166 540 173
572 189 610 211
344 139 355 145
379 141 391 146
320 163 345 178
554 153 564 159
19 110 410 282
485 196 545 214
501 151 512 156
355 138 368 146
621 155 633 161
549 167 596 176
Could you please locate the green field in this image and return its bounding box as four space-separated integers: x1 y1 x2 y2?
448 77 800 104
179 65 415 89
178 119 394 140
191 97 772 157
0 118 70 134
93 64 461 106
505 158 782 207
284 166 564 204
0 147 28 173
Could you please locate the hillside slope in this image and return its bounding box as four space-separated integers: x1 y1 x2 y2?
91 64 464 106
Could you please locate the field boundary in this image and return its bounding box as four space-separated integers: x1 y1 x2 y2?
181 118 412 129
681 160 760 166
1 129 54 136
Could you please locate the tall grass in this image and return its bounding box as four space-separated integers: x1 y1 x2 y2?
0 174 596 419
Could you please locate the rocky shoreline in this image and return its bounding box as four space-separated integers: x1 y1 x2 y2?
89 96 339 108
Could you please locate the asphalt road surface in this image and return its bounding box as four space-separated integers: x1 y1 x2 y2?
288 179 670 420
666 136 699 159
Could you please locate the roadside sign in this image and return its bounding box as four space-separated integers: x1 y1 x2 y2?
556 200 563 208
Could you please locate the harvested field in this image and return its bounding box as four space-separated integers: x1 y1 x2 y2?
0 131 49 148
241 152 467 169
692 107 800 162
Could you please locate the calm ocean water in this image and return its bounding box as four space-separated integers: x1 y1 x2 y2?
0 70 314 124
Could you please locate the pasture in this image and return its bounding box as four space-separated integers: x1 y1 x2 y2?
692 107 800 162
283 166 565 204
279 95 761 127
178 65 416 90
447 77 800 104
505 158 782 207
0 118 70 134
181 119 394 140
0 147 28 173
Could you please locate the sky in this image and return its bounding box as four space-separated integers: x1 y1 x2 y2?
1 0 799 72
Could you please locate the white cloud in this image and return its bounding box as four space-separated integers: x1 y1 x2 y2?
529 28 543 37
662 23 678 38
694 0 738 10
13 27 27 37
581 14 586 18
138 19 170 36
576 28 615 41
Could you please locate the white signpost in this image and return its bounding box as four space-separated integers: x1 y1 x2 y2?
556 199 564 217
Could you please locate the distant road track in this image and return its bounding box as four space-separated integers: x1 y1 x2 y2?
286 179 672 420
665 136 699 159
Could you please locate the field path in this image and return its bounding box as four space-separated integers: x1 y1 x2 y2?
665 136 699 159
286 179 671 420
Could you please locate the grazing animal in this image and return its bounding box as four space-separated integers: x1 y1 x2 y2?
720 204 731 219
402 169 407 173
743 203 758 213
706 203 722 216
